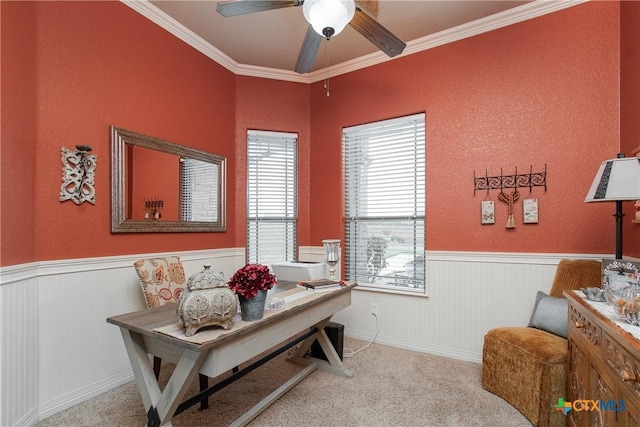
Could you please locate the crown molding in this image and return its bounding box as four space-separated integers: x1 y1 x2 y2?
234 64 310 83
309 0 588 82
121 0 238 73
122 0 588 84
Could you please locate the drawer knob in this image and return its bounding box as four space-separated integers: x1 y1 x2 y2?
574 321 584 328
621 370 637 382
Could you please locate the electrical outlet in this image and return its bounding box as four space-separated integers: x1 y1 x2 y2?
371 303 378 316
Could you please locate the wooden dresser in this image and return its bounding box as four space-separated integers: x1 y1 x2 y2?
566 290 640 426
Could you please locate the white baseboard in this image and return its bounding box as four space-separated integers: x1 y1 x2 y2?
38 370 134 421
14 408 39 427
345 329 482 363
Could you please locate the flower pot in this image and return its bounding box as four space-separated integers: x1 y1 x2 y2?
239 289 268 321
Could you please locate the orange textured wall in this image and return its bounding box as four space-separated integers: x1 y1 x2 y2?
309 1 623 255
234 76 311 250
1 2 37 265
2 1 632 267
1 1 237 264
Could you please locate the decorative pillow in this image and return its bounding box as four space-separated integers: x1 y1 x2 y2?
133 256 187 308
528 290 568 338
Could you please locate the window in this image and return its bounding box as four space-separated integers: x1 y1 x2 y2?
180 158 219 221
343 113 426 293
247 130 298 264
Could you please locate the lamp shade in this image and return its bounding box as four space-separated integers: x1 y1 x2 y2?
585 157 640 202
303 0 355 38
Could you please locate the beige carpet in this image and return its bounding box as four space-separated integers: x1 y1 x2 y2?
37 338 531 426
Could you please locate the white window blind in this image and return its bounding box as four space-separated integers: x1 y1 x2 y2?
180 158 219 221
247 130 298 264
343 113 426 293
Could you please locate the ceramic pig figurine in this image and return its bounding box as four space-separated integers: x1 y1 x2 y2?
177 265 237 337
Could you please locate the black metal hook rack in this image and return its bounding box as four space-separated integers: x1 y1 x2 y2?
474 165 547 195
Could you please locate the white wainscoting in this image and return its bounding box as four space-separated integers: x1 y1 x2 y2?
0 249 246 427
0 249 608 426
1 265 39 427
332 251 605 361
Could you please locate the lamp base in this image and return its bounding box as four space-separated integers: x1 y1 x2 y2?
615 200 624 260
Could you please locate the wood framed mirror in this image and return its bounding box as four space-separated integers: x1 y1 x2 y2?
110 126 226 233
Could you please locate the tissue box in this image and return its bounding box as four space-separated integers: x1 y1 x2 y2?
271 261 326 282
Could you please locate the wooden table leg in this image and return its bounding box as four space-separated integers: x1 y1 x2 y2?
119 328 207 426
228 363 318 427
288 318 353 378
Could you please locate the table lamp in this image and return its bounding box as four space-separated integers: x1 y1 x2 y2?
585 155 640 259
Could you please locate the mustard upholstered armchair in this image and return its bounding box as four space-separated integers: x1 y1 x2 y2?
481 259 601 427
133 256 210 409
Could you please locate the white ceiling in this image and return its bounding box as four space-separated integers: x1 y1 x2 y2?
127 0 585 83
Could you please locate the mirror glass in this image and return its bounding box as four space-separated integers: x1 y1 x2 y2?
111 126 226 233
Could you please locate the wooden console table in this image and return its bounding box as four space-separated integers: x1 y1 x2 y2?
566 290 640 426
107 283 356 427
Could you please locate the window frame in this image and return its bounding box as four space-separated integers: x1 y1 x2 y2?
246 130 298 265
342 113 426 295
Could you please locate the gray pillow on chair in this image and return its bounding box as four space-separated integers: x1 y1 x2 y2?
528 290 568 338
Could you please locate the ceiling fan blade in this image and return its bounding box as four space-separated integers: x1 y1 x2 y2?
295 25 323 74
355 0 378 18
349 7 406 58
216 0 301 17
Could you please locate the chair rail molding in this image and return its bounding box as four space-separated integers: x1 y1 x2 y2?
0 248 246 286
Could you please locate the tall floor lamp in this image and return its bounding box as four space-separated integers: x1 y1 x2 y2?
585 155 640 259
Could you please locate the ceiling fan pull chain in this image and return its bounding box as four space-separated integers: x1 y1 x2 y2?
324 39 330 97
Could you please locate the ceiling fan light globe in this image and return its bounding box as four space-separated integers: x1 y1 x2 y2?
303 0 355 38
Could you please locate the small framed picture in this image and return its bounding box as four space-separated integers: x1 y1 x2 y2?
481 200 495 224
523 198 538 224
602 259 640 292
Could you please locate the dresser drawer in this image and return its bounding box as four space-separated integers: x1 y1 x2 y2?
603 332 640 405
569 303 602 348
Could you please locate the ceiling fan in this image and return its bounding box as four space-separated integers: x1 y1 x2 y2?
216 0 406 74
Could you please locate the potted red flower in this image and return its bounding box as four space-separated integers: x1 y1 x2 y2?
228 264 277 299
228 264 277 321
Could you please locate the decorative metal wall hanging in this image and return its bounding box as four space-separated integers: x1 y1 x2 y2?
474 165 547 228
60 145 96 205
473 165 547 194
